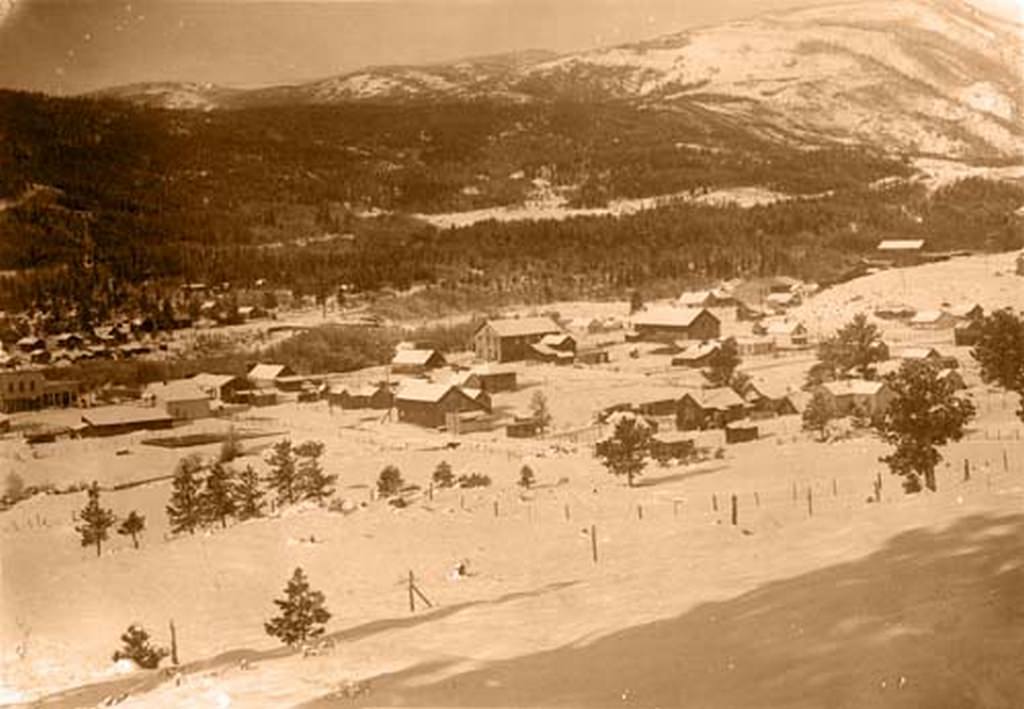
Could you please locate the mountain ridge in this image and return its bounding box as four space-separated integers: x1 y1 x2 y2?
84 0 1024 159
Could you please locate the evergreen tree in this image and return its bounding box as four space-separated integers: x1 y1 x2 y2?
166 454 204 535
264 567 332 647
802 390 836 441
816 313 888 381
76 482 116 557
530 391 552 433
295 440 335 504
874 361 975 493
432 460 455 488
234 465 266 521
267 439 300 506
595 415 653 487
376 465 404 498
971 309 1024 422
704 337 741 388
201 462 238 528
112 624 169 669
117 511 146 549
518 465 535 489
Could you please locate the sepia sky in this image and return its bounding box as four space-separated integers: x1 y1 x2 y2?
0 0 1020 95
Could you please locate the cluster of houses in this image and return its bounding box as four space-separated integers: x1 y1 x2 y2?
0 325 161 369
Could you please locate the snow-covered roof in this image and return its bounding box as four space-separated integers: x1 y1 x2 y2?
144 380 209 402
677 290 715 307
539 333 573 347
190 373 239 391
248 363 290 380
392 349 442 366
633 307 712 329
878 239 925 251
822 379 886 396
482 317 562 338
897 347 941 360
910 309 949 324
763 319 805 335
683 387 746 409
395 381 458 403
82 407 173 427
676 341 721 361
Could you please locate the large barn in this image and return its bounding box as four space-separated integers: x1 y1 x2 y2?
630 308 720 343
472 317 563 363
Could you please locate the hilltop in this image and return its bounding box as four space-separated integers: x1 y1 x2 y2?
96 0 1024 160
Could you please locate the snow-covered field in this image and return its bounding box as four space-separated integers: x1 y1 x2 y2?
3 254 1024 707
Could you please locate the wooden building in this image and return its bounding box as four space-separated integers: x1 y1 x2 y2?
394 382 488 428
329 382 393 409
816 379 894 417
247 363 296 388
472 317 563 363
190 373 248 403
909 310 956 330
0 371 80 413
144 381 212 420
676 388 748 431
671 341 721 368
391 348 446 375
80 407 174 437
630 308 721 343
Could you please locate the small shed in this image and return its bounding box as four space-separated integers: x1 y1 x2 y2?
650 431 696 460
507 416 543 438
725 421 759 444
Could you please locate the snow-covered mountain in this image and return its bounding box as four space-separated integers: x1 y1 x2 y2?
522 0 1024 157
93 0 1023 158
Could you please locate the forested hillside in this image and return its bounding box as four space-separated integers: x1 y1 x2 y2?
0 90 1020 322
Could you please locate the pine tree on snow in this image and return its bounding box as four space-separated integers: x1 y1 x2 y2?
201 462 238 528
264 567 332 647
76 481 116 557
295 440 335 504
233 465 266 520
166 454 204 535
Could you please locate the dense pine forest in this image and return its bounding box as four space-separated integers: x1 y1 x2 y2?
0 90 1021 321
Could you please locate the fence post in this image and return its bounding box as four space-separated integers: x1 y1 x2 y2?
791 482 797 504
712 494 718 512
730 494 738 526
408 571 416 613
964 459 971 482
832 479 838 497
637 504 643 521
806 487 813 517
754 491 760 508
563 503 570 522
169 619 179 666
1003 450 1009 473
673 500 680 517
590 524 598 564
493 500 499 518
